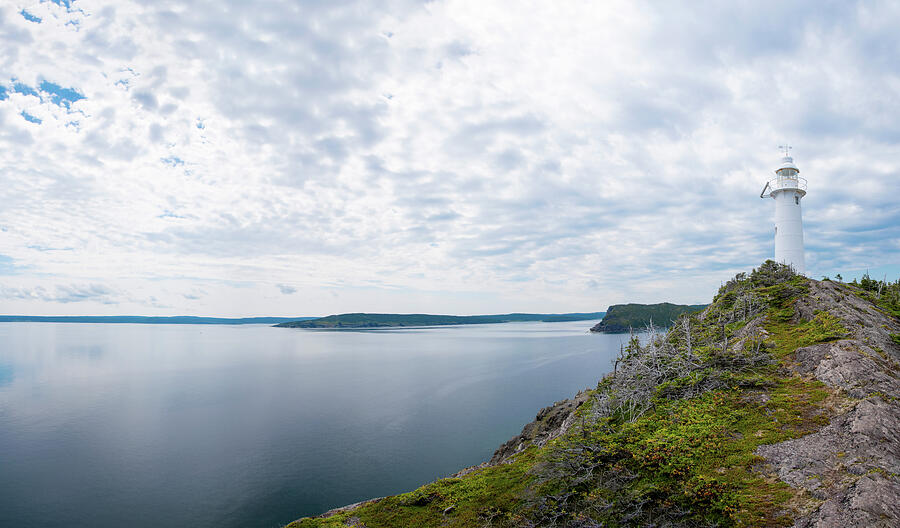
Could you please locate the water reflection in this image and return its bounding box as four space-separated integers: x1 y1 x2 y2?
0 363 12 387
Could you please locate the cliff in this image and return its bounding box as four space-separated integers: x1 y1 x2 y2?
590 302 707 333
288 262 900 527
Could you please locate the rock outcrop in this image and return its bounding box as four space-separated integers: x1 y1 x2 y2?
490 390 592 465
756 279 900 527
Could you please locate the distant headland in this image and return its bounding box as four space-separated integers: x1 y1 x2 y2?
589 302 707 333
275 312 606 329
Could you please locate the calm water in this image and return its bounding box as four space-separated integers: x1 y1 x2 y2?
0 321 628 528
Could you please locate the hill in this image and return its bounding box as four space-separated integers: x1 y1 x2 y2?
288 261 900 527
589 302 707 333
275 312 605 328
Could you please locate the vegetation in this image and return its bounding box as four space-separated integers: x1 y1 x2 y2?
288 261 887 528
276 312 605 328
290 450 538 528
846 272 900 318
590 303 707 333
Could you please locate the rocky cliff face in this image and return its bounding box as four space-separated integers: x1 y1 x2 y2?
755 279 900 527
490 390 592 465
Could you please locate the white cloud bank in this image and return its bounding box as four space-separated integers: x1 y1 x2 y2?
0 0 898 316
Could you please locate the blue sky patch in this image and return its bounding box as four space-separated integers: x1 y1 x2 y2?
20 10 42 23
161 156 185 167
158 210 187 219
26 245 73 251
21 111 42 124
0 255 18 275
46 0 73 8
14 82 39 97
39 81 85 109
0 86 7 101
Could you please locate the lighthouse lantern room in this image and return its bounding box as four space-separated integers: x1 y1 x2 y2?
760 146 807 275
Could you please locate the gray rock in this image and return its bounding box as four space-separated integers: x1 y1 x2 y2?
490 390 592 465
757 280 900 527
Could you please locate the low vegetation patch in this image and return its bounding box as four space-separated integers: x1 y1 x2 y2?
287 449 537 528
891 333 900 347
845 273 900 319
767 311 849 358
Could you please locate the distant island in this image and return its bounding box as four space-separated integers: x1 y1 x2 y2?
589 302 707 333
0 316 316 325
275 312 606 328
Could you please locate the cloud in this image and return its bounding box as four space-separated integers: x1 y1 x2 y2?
0 283 118 304
0 0 898 316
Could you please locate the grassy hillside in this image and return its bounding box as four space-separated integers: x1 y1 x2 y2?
276 312 605 328
286 261 900 527
590 302 707 333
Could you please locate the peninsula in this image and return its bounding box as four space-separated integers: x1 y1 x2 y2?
589 302 707 333
275 312 605 329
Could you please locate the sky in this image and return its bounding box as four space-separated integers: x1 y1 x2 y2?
1 0 899 317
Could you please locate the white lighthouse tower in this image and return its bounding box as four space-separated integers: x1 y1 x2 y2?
760 146 807 274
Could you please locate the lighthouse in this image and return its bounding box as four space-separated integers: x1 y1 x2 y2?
760 146 807 274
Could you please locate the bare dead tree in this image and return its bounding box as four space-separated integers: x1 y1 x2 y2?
680 315 692 354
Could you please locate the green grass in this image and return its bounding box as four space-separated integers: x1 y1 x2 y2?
766 311 849 358
844 276 900 319
287 449 538 528
528 373 828 527
890 333 900 347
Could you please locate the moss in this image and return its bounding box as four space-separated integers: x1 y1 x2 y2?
869 391 898 403
890 333 900 347
530 373 828 527
767 312 849 358
290 449 538 528
846 282 900 320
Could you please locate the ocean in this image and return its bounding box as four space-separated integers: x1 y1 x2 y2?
0 320 628 527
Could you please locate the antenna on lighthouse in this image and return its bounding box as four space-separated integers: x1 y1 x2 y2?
778 144 792 157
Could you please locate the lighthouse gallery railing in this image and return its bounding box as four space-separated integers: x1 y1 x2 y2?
761 176 807 197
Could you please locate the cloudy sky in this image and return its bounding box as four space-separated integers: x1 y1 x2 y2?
1 0 898 317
